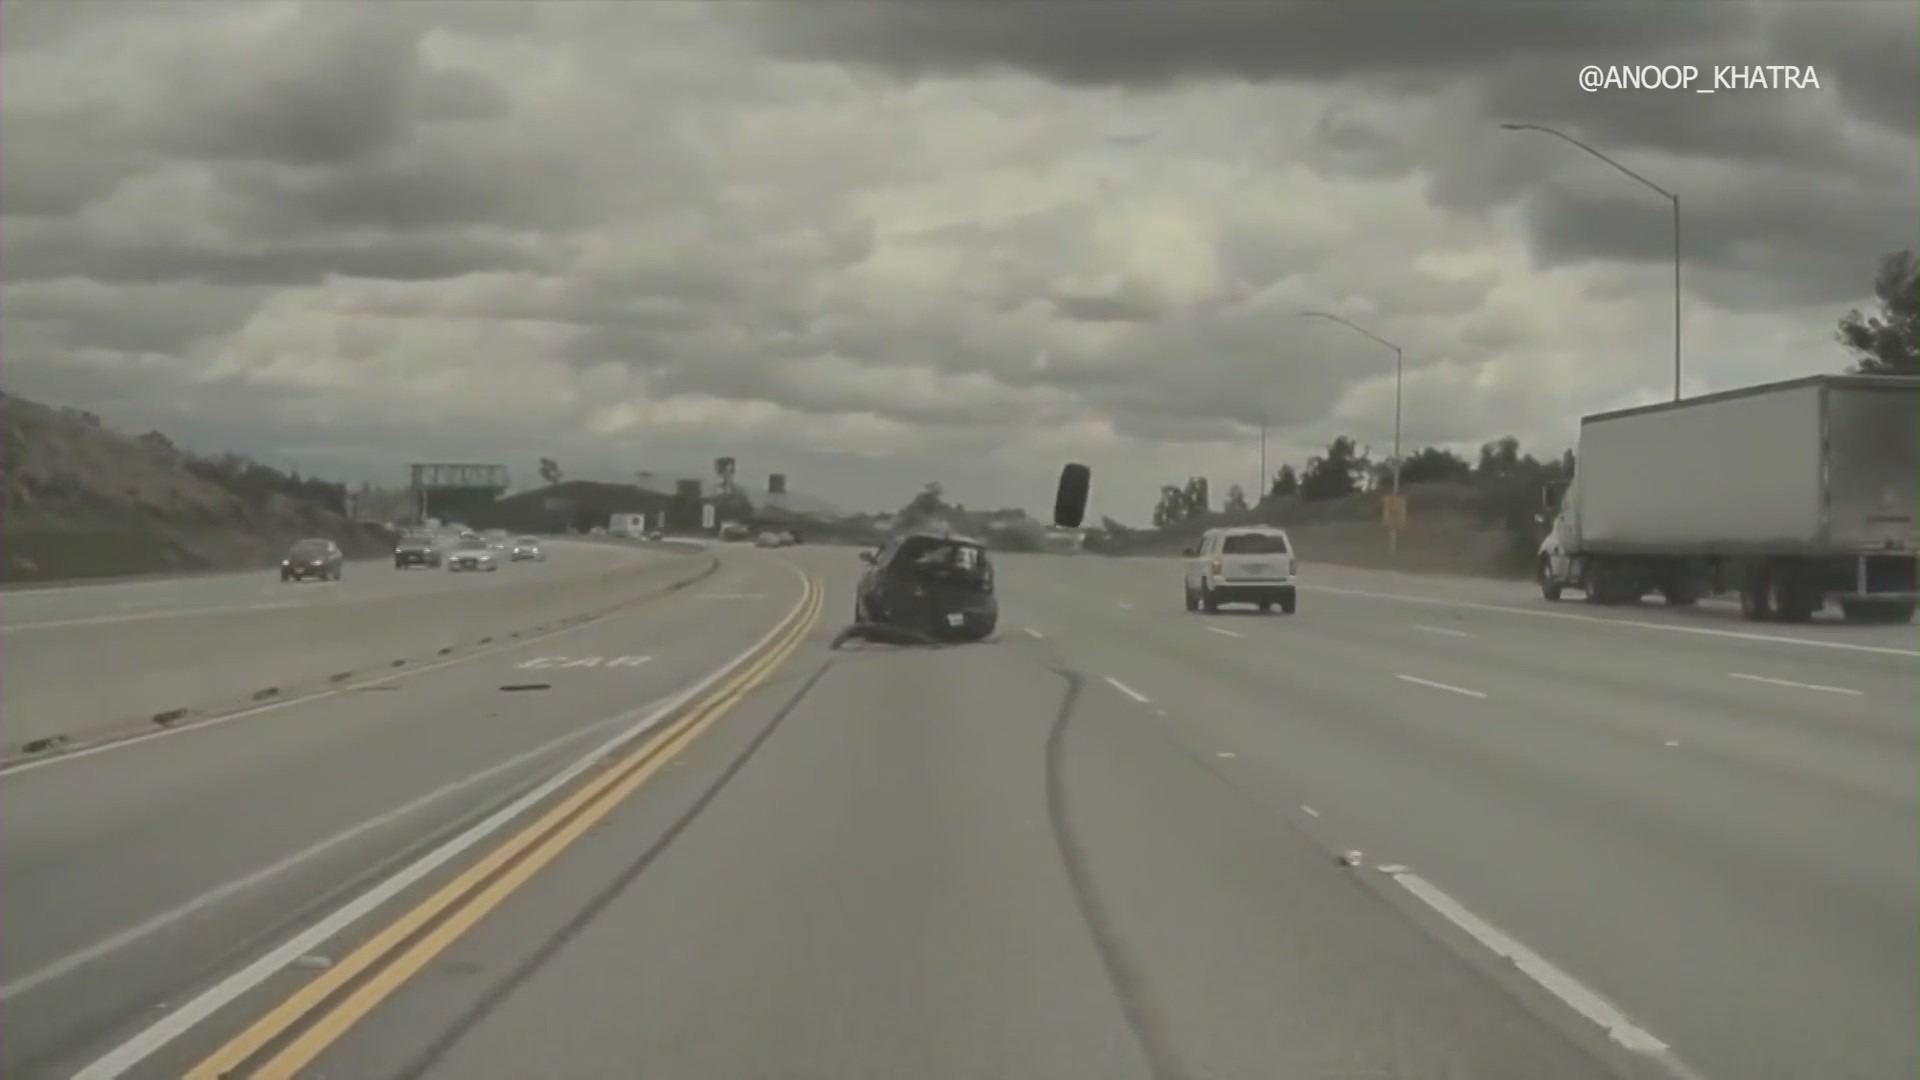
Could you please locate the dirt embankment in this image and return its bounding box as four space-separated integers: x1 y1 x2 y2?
0 393 395 585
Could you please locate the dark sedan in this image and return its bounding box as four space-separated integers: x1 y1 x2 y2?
281 538 344 582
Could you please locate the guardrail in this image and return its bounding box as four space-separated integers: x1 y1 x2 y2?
1 549 719 759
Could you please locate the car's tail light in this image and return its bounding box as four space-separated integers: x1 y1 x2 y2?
1284 556 1295 575
1210 557 1223 576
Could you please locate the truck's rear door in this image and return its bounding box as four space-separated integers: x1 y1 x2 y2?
1825 380 1919 551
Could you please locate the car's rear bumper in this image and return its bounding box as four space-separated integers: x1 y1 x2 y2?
1208 582 1295 605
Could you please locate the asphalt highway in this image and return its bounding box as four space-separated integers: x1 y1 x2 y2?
2 546 1912 1080
0 538 640 632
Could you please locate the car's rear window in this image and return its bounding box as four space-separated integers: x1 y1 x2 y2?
289 540 330 557
1222 533 1290 555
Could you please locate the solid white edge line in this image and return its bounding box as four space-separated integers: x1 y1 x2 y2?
1394 673 1489 699
1414 624 1474 638
1205 626 1244 638
1103 676 1152 704
1386 870 1694 1068
1304 582 1918 658
0 699 668 1003
1 559 735 778
69 566 815 1080
1727 672 1862 696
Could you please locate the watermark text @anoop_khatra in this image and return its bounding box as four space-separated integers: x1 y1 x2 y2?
1578 64 1821 94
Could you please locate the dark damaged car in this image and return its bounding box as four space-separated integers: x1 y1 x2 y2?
853 531 999 642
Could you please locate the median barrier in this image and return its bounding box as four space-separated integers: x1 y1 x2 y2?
1 548 718 757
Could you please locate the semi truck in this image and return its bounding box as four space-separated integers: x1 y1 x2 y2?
1537 374 1917 624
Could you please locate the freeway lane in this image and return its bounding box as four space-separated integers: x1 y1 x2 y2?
19 548 1914 1080
0 538 638 632
1002 553 1917 1080
0 552 807 1079
124 548 1664 1080
0 540 698 754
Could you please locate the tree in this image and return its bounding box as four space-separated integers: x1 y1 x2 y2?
713 456 737 496
1837 249 1919 375
1223 483 1249 515
900 481 948 526
1269 465 1298 499
538 457 564 486
1181 476 1210 518
1152 484 1187 527
1300 436 1368 502
1398 447 1473 485
1474 436 1523 483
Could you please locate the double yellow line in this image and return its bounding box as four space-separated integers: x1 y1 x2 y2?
186 574 824 1080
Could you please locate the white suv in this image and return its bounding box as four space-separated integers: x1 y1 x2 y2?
1183 526 1298 614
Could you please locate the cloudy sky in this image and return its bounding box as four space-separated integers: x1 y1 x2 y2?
2 1 1913 523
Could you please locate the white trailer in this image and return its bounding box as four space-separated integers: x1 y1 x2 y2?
608 513 646 538
1538 374 1918 623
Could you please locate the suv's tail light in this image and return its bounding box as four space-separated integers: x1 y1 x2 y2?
1210 557 1223 576
1285 556 1295 575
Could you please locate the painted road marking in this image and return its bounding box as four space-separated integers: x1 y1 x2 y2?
1104 676 1152 705
1023 627 1045 639
0 699 665 1003
220 582 824 1080
515 655 653 670
1415 624 1474 638
699 592 765 600
1205 626 1244 638
71 570 817 1080
1728 672 1861 696
1382 867 1703 1079
2 551 718 775
1304 582 1919 657
1394 674 1489 699
1117 601 1135 611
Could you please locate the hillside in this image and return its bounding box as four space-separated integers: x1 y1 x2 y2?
0 393 395 584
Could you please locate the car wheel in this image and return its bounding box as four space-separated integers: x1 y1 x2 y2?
1201 581 1220 614
1257 600 1272 613
1183 585 1197 612
1280 595 1297 615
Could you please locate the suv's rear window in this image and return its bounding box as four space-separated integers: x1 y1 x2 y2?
289 540 330 557
1222 533 1290 555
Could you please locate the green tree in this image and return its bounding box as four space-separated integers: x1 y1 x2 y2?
1152 484 1187 527
538 457 563 486
1398 447 1473 485
1223 483 1249 514
1300 436 1367 502
1269 464 1299 499
1181 476 1210 518
900 481 949 526
1837 250 1919 374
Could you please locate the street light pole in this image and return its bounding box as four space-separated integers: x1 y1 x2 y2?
1259 419 1267 510
1500 122 1683 402
1298 310 1405 556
